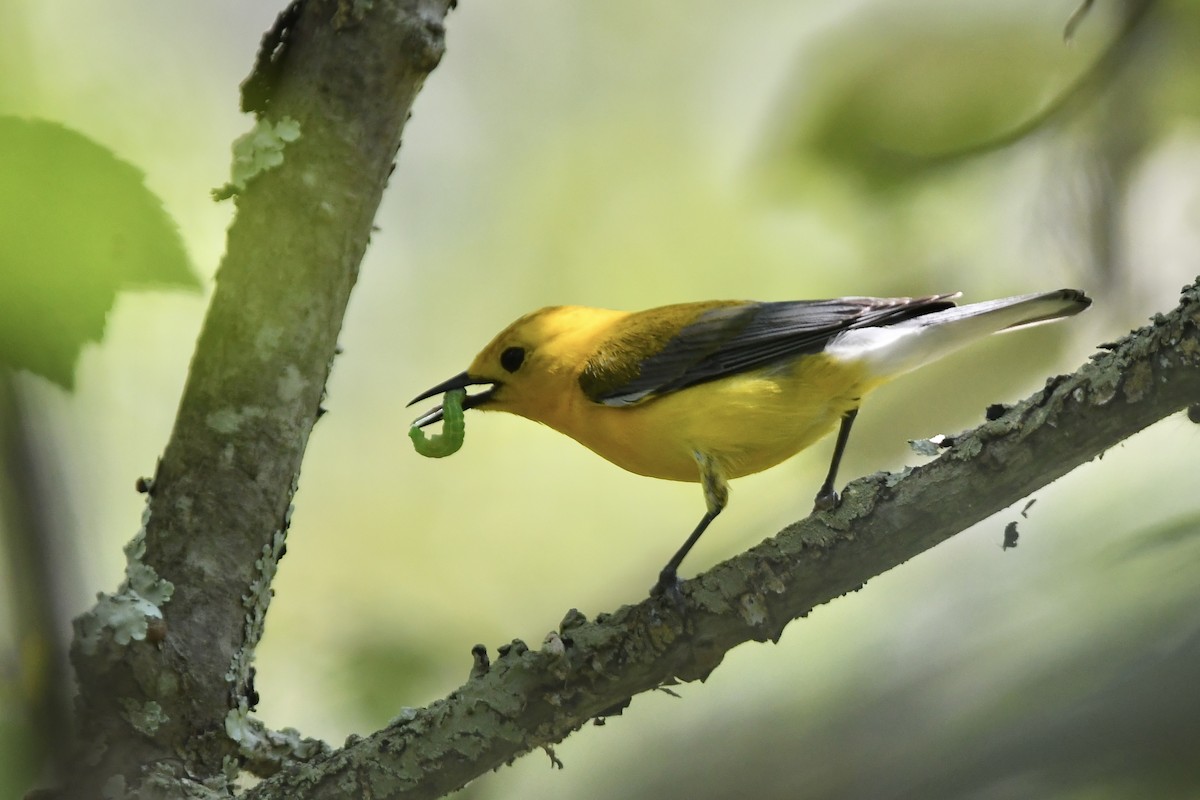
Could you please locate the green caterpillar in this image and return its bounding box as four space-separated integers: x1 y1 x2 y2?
409 388 466 458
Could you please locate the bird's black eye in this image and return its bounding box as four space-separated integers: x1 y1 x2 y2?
500 346 525 373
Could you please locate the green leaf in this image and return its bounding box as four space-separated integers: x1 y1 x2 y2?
0 117 198 388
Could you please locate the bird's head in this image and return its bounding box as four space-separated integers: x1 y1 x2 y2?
407 305 627 429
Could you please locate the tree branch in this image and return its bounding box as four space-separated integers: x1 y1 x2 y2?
63 1 454 796
245 280 1200 798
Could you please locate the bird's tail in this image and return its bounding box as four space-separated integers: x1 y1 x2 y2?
827 289 1092 379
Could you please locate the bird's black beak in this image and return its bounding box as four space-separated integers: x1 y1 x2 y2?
407 371 497 428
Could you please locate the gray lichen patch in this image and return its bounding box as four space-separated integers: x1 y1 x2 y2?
121 698 169 736
213 116 302 199
205 405 268 435
75 504 175 656
221 525 294 776
225 530 286 687
276 364 307 403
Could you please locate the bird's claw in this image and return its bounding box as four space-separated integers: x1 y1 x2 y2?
812 487 839 512
651 570 685 609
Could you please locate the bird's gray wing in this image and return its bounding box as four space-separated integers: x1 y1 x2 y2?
580 295 957 406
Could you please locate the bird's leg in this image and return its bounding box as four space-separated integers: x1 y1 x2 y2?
813 407 858 511
652 452 728 597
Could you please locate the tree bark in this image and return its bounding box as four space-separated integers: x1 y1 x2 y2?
65 1 455 796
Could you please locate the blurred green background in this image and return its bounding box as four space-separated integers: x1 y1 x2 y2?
3 1 1199 797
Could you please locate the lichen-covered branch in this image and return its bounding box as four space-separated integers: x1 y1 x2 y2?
246 278 1200 800
63 1 455 796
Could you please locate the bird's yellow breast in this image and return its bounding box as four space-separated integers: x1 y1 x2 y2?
530 353 878 483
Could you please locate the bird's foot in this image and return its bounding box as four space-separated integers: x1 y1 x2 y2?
650 568 685 608
812 486 839 512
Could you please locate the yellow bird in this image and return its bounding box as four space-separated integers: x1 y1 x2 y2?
409 290 1090 594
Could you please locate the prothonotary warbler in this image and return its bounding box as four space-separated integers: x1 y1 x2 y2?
409 289 1091 594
